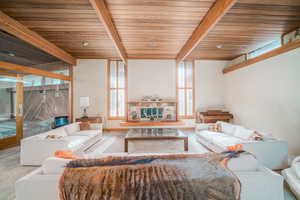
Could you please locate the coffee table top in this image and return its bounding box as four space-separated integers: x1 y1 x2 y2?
125 128 187 139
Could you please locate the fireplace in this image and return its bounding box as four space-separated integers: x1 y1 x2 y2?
127 99 177 122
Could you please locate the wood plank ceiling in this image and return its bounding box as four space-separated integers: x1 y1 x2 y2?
186 0 300 60
105 0 215 59
1 0 300 61
0 0 120 59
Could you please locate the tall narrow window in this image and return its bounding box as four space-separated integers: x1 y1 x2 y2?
177 61 194 118
108 60 127 119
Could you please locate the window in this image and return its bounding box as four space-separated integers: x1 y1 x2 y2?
177 61 194 118
247 40 281 59
108 60 127 119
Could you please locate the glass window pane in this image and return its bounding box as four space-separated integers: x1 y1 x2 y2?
118 89 125 117
118 62 125 89
248 40 281 59
185 61 193 88
178 62 185 88
110 61 117 88
23 75 68 138
110 90 117 117
178 89 185 116
186 89 193 116
0 75 16 139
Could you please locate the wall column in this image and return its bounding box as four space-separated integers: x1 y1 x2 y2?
16 74 24 142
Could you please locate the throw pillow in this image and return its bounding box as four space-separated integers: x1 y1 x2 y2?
79 122 91 131
54 150 81 159
227 144 244 151
46 135 63 139
250 131 264 141
208 124 222 133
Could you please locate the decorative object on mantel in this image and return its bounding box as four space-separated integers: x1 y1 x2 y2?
196 110 233 123
127 97 177 122
76 116 102 124
79 96 90 119
141 95 162 102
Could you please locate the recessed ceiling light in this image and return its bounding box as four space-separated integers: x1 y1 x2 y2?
216 44 223 49
8 52 15 57
148 41 156 47
81 42 89 47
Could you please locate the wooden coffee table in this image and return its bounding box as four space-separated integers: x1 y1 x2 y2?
124 128 188 152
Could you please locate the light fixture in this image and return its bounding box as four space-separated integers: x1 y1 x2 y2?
8 52 15 57
81 42 89 47
216 44 223 49
148 41 156 47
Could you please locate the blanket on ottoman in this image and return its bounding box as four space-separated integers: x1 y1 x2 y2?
59 153 241 200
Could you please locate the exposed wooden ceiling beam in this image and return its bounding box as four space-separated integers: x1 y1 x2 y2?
0 71 17 77
176 0 237 63
89 0 127 65
0 61 71 81
0 11 76 65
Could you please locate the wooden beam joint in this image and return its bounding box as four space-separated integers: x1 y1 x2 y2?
176 0 237 63
89 0 127 65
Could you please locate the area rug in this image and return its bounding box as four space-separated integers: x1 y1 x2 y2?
60 153 241 200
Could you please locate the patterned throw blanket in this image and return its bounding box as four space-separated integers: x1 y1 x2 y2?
59 153 241 200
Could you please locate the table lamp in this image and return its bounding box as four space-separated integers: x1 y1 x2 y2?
80 97 90 118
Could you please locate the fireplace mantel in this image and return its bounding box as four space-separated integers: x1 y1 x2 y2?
126 99 177 122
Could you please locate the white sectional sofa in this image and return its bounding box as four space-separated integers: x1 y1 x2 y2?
15 153 284 200
282 156 300 199
20 122 103 166
196 122 288 170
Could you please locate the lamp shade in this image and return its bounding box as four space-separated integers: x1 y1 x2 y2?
79 96 90 107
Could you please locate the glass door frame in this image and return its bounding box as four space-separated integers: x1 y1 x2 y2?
0 63 73 150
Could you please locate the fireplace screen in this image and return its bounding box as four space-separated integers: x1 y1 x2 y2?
128 100 177 122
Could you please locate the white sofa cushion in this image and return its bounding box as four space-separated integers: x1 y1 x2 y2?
233 126 254 140
216 121 236 135
64 123 80 135
227 154 258 171
198 130 224 141
199 130 243 149
70 130 99 138
64 136 90 150
42 157 71 175
212 135 243 148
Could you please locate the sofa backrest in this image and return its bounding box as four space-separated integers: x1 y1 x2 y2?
42 157 72 175
216 121 237 135
21 126 68 141
232 126 255 140
64 122 80 135
216 121 274 141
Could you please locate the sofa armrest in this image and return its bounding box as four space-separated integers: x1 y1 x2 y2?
15 168 61 200
195 123 214 132
241 140 288 170
235 166 284 200
21 138 69 166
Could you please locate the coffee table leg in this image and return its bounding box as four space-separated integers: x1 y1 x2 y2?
124 139 128 152
184 138 188 151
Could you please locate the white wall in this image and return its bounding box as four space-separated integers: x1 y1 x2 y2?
128 60 176 100
73 59 227 128
195 60 228 111
73 59 106 119
224 48 300 155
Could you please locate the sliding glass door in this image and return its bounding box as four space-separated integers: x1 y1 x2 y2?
0 72 22 149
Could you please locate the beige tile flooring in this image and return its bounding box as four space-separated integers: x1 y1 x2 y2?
0 130 297 200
